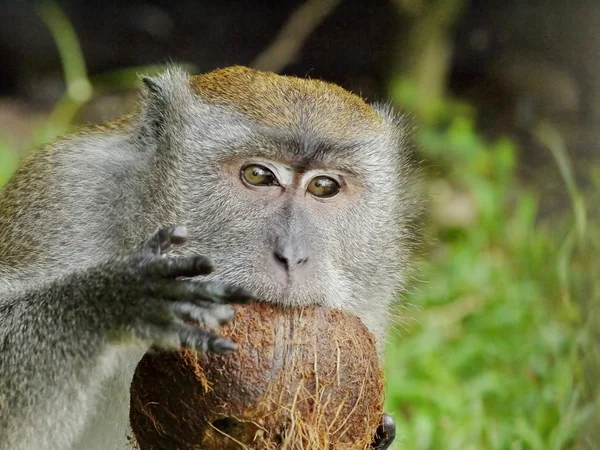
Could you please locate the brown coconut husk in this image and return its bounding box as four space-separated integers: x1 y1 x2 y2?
130 303 384 449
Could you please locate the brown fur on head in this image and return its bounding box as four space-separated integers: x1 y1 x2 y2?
189 66 382 140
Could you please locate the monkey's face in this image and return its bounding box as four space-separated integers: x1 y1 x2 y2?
177 129 410 340
214 155 360 303
155 67 416 340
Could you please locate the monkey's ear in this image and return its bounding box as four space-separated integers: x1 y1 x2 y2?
142 77 162 96
140 76 170 137
139 68 191 140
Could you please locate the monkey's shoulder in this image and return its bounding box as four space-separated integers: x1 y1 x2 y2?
0 122 154 270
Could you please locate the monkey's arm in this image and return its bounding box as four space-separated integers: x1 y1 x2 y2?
0 226 251 450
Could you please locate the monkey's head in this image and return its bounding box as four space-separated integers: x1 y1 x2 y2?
138 66 418 345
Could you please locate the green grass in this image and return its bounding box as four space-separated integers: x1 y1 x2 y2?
384 114 598 449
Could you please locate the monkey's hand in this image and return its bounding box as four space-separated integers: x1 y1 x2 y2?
371 413 396 450
104 225 253 353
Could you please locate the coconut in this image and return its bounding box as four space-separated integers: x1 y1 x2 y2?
129 303 384 449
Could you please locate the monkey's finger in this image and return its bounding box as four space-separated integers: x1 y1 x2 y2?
137 320 235 354
145 255 214 278
370 413 396 450
147 279 253 305
139 225 189 255
171 302 235 328
150 280 253 305
196 281 254 305
176 323 238 353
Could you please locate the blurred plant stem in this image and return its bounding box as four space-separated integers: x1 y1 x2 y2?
251 0 343 73
533 122 587 243
30 2 195 148
389 0 467 123
36 1 93 144
532 121 588 321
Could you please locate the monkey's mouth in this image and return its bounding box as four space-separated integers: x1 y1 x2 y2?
256 293 326 309
251 275 329 309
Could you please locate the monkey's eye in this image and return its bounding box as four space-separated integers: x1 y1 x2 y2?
307 176 341 198
241 164 279 186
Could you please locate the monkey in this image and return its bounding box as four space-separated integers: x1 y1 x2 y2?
0 66 417 450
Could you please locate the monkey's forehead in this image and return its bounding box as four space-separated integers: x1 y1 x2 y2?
188 66 382 139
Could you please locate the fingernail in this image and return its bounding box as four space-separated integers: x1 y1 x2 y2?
171 225 189 243
211 337 238 353
234 287 254 303
195 256 214 273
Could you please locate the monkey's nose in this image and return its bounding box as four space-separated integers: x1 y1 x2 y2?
273 238 309 272
273 251 308 269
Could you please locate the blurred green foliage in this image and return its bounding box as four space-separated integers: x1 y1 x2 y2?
384 92 598 449
0 142 19 186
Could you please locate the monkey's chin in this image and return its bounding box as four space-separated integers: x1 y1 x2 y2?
251 280 329 309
